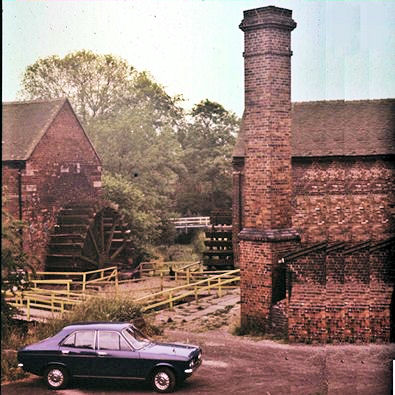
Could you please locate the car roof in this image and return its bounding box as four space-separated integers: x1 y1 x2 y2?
63 322 133 331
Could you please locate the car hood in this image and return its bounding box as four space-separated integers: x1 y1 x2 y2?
140 342 199 359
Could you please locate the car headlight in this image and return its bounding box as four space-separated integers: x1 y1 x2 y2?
189 360 194 368
198 351 202 360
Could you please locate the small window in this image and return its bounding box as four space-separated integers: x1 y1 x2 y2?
62 333 76 347
98 331 131 351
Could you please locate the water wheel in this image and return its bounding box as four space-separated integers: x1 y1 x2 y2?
45 202 133 272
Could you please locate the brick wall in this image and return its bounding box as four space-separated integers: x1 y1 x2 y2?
287 240 394 343
19 102 102 266
292 157 395 243
2 165 21 218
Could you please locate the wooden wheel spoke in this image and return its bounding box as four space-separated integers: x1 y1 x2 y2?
110 241 126 261
88 228 101 258
80 255 99 267
100 211 104 252
106 215 120 255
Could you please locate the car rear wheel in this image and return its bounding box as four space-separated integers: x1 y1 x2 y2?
44 366 69 390
151 367 176 393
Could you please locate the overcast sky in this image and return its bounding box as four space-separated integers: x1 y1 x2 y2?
3 0 395 116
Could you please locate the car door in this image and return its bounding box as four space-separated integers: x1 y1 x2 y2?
59 330 98 376
94 330 142 378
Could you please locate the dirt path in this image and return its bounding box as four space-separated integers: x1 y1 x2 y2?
2 326 393 395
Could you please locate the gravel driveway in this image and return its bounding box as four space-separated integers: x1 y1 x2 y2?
2 327 394 395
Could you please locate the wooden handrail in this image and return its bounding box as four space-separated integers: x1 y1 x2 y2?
140 274 240 311
135 269 240 304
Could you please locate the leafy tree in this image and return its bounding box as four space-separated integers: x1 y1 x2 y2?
19 50 184 127
102 172 176 263
176 100 239 215
19 50 138 124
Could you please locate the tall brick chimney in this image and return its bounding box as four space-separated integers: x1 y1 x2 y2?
237 6 300 330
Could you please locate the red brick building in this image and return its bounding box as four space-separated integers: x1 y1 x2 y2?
233 6 395 342
2 98 102 266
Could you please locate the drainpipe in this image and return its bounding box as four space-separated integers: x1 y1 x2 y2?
17 165 23 245
18 167 23 222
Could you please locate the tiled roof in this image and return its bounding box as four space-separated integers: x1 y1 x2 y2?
2 98 67 161
233 99 395 158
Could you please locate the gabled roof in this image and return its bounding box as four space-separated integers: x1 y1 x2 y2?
233 99 395 158
2 98 101 163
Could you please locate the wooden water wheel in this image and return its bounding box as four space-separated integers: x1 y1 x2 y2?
45 202 133 272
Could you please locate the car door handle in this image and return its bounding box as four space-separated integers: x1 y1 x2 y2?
97 351 108 356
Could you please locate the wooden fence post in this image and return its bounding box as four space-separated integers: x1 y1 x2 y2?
169 292 173 310
82 273 86 292
27 298 30 321
194 285 198 303
160 272 164 292
217 278 222 298
51 291 55 312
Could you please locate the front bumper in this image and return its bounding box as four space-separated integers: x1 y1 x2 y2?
184 354 202 376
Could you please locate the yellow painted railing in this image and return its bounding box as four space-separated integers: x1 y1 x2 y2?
6 265 240 320
135 269 240 312
5 288 87 321
30 266 118 292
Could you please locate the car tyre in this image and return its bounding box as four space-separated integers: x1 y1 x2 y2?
151 367 176 393
44 365 69 390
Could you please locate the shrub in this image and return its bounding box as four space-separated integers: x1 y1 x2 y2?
1 350 28 383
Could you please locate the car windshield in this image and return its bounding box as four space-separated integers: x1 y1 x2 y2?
122 326 151 350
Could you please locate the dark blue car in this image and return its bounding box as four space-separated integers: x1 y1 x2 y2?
17 322 202 393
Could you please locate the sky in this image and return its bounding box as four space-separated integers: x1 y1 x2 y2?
3 0 395 116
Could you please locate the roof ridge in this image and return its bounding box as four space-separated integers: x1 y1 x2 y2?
3 97 68 106
292 98 395 105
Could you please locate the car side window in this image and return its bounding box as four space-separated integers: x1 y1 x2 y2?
75 331 95 349
98 331 131 351
62 330 95 349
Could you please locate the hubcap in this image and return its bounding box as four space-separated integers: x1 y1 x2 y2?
154 371 170 391
48 369 64 388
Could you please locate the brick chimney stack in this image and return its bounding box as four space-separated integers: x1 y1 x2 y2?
237 6 300 331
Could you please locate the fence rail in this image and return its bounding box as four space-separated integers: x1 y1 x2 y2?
135 269 240 311
170 217 210 229
6 263 240 321
30 266 118 292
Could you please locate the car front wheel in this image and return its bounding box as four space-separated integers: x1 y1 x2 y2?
151 367 176 393
44 366 69 390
